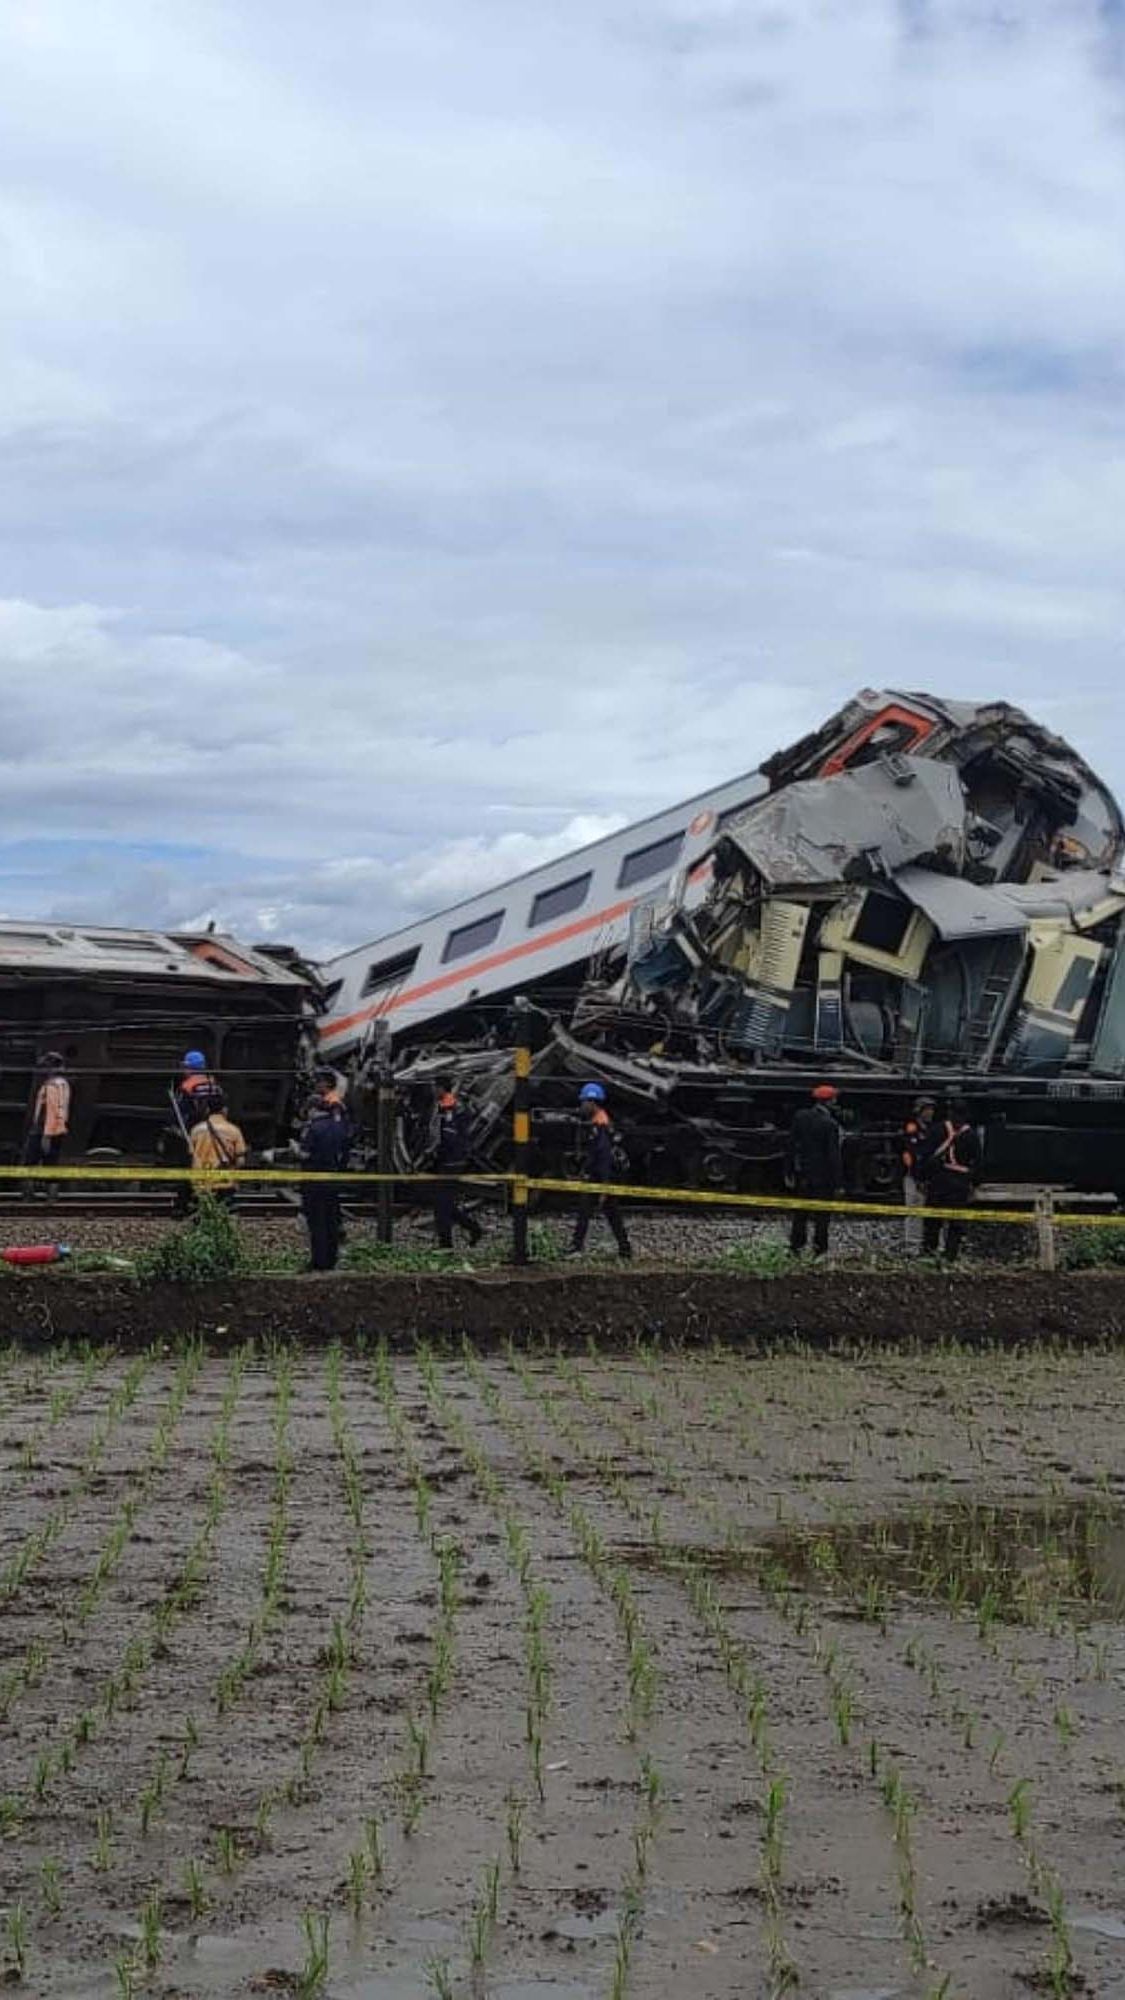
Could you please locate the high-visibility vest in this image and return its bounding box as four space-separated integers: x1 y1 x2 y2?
34 1076 71 1138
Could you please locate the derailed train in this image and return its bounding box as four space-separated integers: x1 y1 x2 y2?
379 691 1125 1197
0 924 317 1165
5 689 1125 1199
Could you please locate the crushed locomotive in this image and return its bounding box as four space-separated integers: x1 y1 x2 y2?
374 691 1125 1198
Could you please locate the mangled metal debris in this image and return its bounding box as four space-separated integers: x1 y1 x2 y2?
630 691 1125 1081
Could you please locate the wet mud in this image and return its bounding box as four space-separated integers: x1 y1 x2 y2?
2 1266 1125 1351
4 1342 1125 1995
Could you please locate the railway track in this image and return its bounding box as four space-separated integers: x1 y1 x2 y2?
0 1190 305 1219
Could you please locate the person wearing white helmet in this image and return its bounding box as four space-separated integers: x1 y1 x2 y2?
569 1082 632 1260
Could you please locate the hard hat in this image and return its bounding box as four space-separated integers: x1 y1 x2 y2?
578 1082 607 1103
913 1095 937 1112
39 1050 65 1069
812 1083 838 1102
182 1050 207 1071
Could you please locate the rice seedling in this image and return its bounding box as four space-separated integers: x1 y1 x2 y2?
39 1859 61 1916
139 1887 162 1970
506 1790 526 1874
365 1816 386 1883
1009 1778 1032 1841
114 1948 139 1997
407 1712 432 1778
347 1847 369 1917
424 1957 455 2000
467 1854 503 1969
4 1901 28 1980
394 1768 424 1836
831 1683 855 1747
296 1912 330 1998
1053 1703 1076 1746
185 1859 208 1919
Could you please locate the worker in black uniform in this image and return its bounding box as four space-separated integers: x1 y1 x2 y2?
786 1084 843 1256
433 1079 482 1249
920 1099 980 1261
569 1083 632 1260
299 1073 353 1271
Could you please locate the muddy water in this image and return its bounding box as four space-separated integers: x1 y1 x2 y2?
761 1496 1125 1620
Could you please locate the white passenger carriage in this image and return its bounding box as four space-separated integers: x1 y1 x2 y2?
317 770 766 1060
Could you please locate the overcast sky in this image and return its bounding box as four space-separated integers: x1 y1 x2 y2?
1 0 1123 960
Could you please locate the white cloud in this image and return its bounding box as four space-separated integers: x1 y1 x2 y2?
0 0 1123 961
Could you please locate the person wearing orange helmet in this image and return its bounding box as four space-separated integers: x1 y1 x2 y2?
433 1078 483 1249
785 1084 843 1256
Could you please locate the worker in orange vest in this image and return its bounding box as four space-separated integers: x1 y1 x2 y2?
920 1100 981 1261
23 1051 71 1195
173 1051 225 1213
175 1050 224 1128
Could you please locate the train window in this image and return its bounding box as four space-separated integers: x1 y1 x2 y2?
85 935 168 953
820 705 935 777
441 911 504 964
530 873 592 927
361 946 421 998
617 832 684 891
852 893 912 956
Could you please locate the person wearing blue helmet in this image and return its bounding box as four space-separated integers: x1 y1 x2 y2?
172 1050 225 1214
175 1050 224 1130
569 1082 631 1260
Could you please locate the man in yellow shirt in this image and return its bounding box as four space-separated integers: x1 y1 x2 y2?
188 1093 248 1206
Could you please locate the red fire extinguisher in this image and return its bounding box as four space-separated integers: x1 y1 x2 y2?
0 1244 71 1267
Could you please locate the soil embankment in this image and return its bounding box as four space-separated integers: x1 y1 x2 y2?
1 1266 1123 1347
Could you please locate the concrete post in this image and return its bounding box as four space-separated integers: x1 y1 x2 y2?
1035 1189 1057 1273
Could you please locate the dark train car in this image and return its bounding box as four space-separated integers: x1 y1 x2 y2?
0 923 316 1164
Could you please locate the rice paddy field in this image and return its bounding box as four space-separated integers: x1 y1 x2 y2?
3 1335 1125 1999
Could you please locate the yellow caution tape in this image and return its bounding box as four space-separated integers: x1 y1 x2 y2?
520 1176 1097 1227
0 1162 1120 1227
0 1164 503 1187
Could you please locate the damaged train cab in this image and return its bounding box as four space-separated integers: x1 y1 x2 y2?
389 692 1125 1197
636 690 1125 1077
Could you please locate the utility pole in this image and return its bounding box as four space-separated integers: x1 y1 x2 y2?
512 994 531 1266
373 1019 395 1245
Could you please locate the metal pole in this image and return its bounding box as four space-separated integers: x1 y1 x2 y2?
512 994 531 1266
1035 1188 1057 1273
373 1021 394 1246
